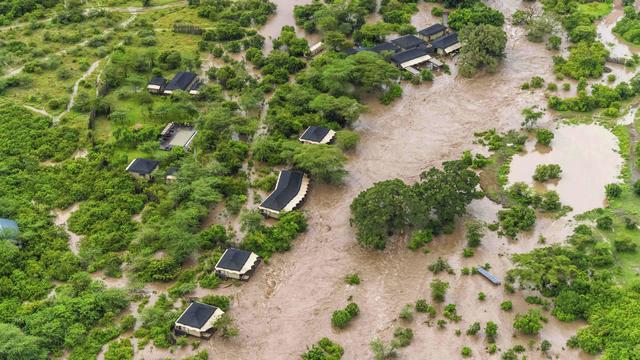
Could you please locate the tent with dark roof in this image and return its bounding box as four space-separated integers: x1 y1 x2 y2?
163 72 198 94
147 76 166 94
431 32 461 55
299 126 336 144
390 47 435 68
258 170 310 218
174 302 224 338
418 24 447 41
125 158 159 179
215 248 261 280
391 35 425 50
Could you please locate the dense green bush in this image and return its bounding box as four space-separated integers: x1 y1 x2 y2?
331 303 359 329
533 164 562 182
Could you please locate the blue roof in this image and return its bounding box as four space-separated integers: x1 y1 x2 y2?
476 266 501 285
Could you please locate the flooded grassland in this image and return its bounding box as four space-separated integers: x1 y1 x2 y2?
139 1 629 360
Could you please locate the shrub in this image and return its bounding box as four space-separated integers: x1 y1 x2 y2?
498 205 536 238
370 339 396 360
463 248 474 257
443 304 461 322
431 7 444 17
466 322 481 336
461 346 472 357
301 338 344 360
596 216 613 230
536 128 554 146
634 180 640 196
605 183 622 199
335 130 360 151
478 292 486 301
201 295 231 311
345 273 361 285
513 309 546 335
614 238 637 253
466 221 484 247
415 299 436 317
430 279 449 303
428 257 451 274
533 164 562 182
500 300 513 311
485 321 498 343
541 339 552 353
391 327 413 348
547 82 558 91
399 304 414 321
408 229 432 250
331 303 359 329
530 76 545 88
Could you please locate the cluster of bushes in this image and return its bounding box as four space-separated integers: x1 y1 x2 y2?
331 302 360 329
613 6 640 45
198 0 276 27
549 74 640 112
301 338 344 359
508 222 640 357
533 164 562 182
350 159 481 249
240 210 308 259
294 0 375 35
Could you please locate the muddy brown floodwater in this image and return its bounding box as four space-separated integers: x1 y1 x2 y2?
509 124 623 215
138 1 624 359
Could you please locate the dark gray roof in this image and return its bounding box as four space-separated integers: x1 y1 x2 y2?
260 170 304 211
431 32 458 49
419 24 446 36
127 158 159 175
165 72 197 91
148 76 166 87
166 167 178 176
370 42 400 54
391 47 434 65
189 81 203 91
217 248 252 271
300 126 331 142
391 35 425 50
176 302 218 328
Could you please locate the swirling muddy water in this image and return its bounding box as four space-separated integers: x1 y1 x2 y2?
137 2 626 359
509 124 623 215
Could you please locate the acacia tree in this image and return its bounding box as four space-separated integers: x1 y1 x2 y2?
458 24 507 78
293 145 348 184
350 179 410 249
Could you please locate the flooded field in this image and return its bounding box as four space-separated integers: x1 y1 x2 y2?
138 1 626 359
509 124 623 215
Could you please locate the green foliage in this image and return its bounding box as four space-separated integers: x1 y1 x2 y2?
521 106 544 128
430 279 449 303
449 3 505 31
485 321 498 343
605 183 622 199
466 220 484 247
533 164 562 182
350 160 479 249
370 338 396 360
0 323 47 360
428 257 452 274
331 303 359 329
408 229 433 250
301 337 344 360
554 41 609 79
345 273 361 285
398 304 414 321
335 130 360 151
104 339 133 360
613 6 640 45
497 205 536 238
201 295 232 311
293 145 348 184
458 24 508 77
214 313 239 338
443 303 461 322
596 215 613 230
242 210 308 259
500 300 513 311
461 346 472 357
536 128 554 146
391 327 413 348
513 309 546 335
466 322 481 336
415 299 435 316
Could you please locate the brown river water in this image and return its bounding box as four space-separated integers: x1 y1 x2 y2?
136 1 625 359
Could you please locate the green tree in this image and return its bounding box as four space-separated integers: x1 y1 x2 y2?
458 24 508 77
513 309 545 335
0 323 47 360
293 144 347 184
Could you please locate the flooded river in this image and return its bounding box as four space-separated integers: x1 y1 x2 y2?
138 1 624 359
509 124 623 215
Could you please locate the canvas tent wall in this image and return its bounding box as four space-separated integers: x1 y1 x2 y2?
258 170 310 218
418 24 447 41
214 248 261 280
174 302 224 338
147 77 166 94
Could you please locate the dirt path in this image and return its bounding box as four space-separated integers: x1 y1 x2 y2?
138 2 606 359
53 203 82 255
54 59 101 124
23 105 53 118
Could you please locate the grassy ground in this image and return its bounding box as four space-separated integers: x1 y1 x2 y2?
576 1 614 19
